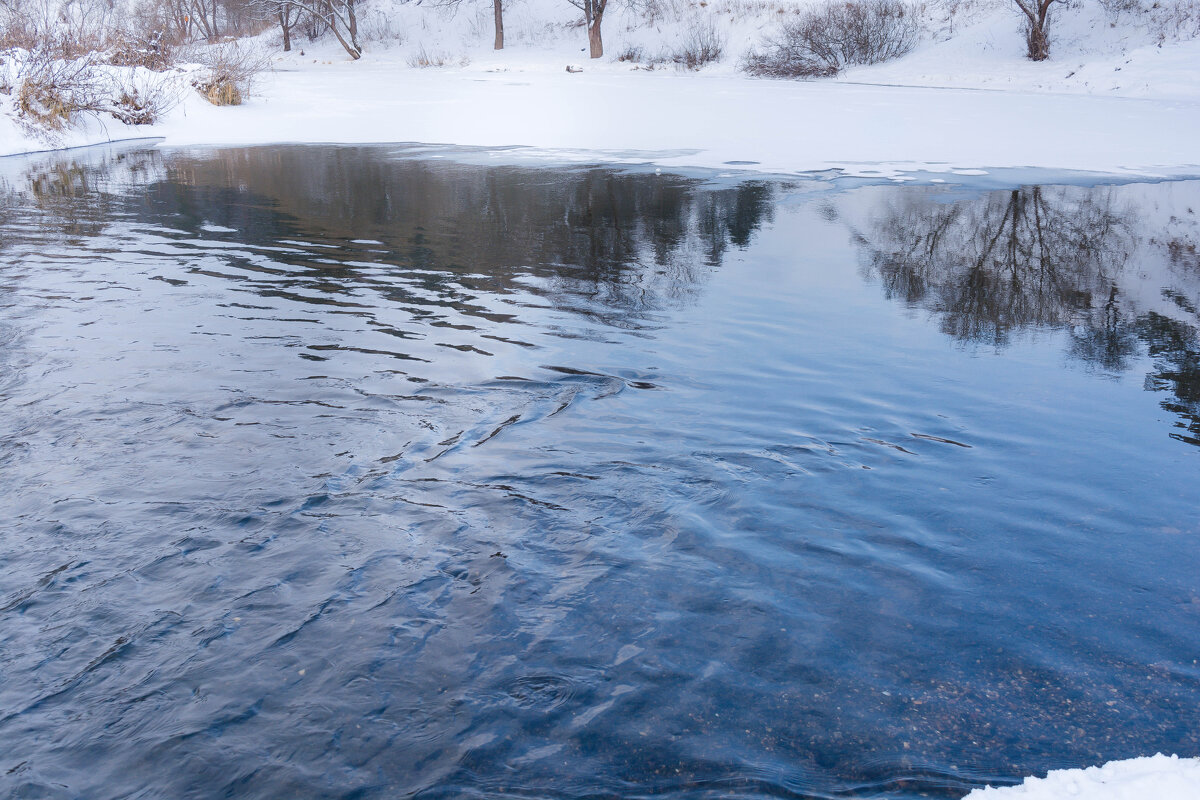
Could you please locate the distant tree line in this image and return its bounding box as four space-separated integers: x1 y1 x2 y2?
4 0 1168 75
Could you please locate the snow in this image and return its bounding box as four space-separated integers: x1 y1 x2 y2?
2 0 1200 180
965 754 1200 799
126 58 1197 179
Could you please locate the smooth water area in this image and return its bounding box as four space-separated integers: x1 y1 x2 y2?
1 146 1197 799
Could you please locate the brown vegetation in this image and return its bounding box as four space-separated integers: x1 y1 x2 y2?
742 0 922 77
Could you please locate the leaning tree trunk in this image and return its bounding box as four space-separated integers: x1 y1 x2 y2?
493 0 504 49
323 0 362 59
329 25 361 59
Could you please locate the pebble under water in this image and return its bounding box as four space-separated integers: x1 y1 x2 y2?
1 145 1198 799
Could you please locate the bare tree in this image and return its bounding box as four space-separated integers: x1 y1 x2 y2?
279 3 298 50
854 185 1132 345
1010 0 1062 60
492 0 503 49
186 0 222 39
252 0 360 58
567 0 607 58
253 0 301 50
432 0 506 50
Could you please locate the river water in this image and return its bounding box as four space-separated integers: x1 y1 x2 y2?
1 145 1197 799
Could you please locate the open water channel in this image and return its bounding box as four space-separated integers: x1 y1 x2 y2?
0 145 1197 799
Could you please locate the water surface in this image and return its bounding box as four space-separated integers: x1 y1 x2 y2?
1 146 1198 799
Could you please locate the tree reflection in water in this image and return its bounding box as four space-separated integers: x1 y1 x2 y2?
2 145 776 338
7 147 1200 445
150 147 776 328
854 183 1200 446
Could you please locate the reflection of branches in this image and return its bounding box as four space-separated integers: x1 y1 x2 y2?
1066 284 1141 372
154 149 774 325
862 186 1132 347
1139 302 1200 446
856 182 1200 448
0 148 167 239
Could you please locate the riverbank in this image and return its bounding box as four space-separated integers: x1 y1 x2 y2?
4 53 1199 181
4 0 1200 180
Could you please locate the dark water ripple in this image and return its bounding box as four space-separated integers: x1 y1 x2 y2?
0 146 1198 800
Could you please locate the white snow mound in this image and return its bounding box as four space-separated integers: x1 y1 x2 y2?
965 754 1200 799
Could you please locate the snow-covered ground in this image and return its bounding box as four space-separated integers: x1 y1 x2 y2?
129 60 1197 179
965 754 1200 799
3 0 1200 180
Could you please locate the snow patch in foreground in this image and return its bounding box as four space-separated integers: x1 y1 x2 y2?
965 754 1200 799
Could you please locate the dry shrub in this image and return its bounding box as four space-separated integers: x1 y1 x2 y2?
0 13 41 52
109 71 181 124
1100 0 1200 39
106 31 175 71
0 2 181 130
743 0 923 78
187 41 267 106
407 45 468 68
359 9 407 49
1 1 111 60
7 47 180 129
408 45 448 68
12 51 108 131
615 44 646 62
613 43 672 69
671 19 725 69
111 92 152 123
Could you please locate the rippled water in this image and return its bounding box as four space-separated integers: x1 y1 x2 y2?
1 145 1198 800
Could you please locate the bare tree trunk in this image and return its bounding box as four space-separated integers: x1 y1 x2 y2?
1026 20 1049 60
189 0 216 39
493 0 503 50
167 0 188 41
279 9 292 50
588 14 603 58
328 24 361 58
322 0 361 59
1012 0 1056 60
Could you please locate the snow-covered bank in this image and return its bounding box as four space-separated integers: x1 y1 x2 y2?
4 0 1200 179
6 55 1195 181
966 754 1200 799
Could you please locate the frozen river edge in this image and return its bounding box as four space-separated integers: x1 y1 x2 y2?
3 65 1200 182
966 754 1200 798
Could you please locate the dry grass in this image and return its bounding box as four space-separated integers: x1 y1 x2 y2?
194 78 242 105
407 45 470 68
11 51 108 131
671 19 725 69
186 40 267 106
